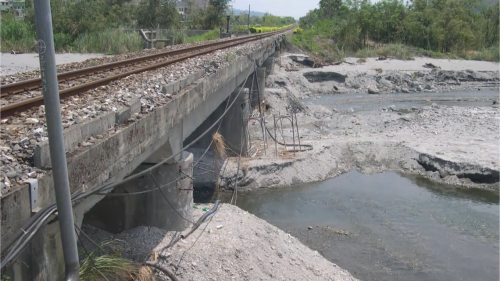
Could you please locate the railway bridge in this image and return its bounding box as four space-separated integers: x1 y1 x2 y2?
1 31 287 280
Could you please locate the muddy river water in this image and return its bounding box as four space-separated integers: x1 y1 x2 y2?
228 171 499 281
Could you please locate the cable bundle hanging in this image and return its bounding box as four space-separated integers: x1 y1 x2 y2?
1 74 250 270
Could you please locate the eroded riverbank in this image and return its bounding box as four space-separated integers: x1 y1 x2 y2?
218 54 500 191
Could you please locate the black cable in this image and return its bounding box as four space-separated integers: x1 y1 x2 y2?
75 226 110 281
230 126 245 205
74 224 107 255
192 84 234 168
3 34 297 268
144 261 179 281
96 177 181 197
1 73 250 266
150 173 195 224
83 73 250 199
174 206 218 273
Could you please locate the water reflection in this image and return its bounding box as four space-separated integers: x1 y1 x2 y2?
218 170 499 281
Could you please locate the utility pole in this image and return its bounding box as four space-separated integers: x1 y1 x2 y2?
248 4 250 29
33 1 80 280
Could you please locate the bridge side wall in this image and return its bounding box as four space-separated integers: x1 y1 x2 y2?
1 35 284 281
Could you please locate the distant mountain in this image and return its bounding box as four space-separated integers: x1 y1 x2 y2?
232 8 265 17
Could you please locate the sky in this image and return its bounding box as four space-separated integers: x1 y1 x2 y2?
231 0 321 19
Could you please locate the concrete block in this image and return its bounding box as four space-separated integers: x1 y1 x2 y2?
34 142 50 168
80 112 115 141
194 69 205 81
165 101 178 130
162 83 173 95
62 123 82 153
34 123 83 168
129 99 141 116
179 77 188 90
115 98 141 124
172 80 180 94
115 106 131 124
185 73 195 86
38 172 55 208
137 110 158 143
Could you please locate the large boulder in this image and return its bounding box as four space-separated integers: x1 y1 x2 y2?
368 86 380 94
303 71 347 83
379 78 393 88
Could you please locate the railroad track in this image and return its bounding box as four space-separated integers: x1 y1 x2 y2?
0 28 291 119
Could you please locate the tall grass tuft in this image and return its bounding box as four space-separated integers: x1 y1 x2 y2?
79 240 154 281
468 45 500 62
184 29 220 44
354 44 414 60
212 132 227 200
73 29 143 54
212 132 227 159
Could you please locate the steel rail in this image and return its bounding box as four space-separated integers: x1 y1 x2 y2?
0 29 289 118
0 31 280 96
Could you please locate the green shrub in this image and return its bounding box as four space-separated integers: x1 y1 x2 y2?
73 29 143 54
293 27 303 34
468 45 500 62
184 29 220 43
53 33 73 51
1 13 36 52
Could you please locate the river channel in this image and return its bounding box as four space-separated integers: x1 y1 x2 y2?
224 171 499 281
305 89 498 112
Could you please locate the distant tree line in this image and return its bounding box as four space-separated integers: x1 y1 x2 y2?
299 0 499 55
0 0 295 53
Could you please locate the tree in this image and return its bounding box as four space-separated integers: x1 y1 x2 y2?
137 0 180 29
319 0 343 18
203 0 229 29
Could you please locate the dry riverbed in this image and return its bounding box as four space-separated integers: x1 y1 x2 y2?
219 54 500 191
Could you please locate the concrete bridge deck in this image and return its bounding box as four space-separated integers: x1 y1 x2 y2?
1 33 286 280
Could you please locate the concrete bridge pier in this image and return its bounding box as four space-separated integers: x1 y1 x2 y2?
83 131 194 234
185 86 250 158
245 67 267 108
263 56 275 76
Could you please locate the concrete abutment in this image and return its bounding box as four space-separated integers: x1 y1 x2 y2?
83 152 193 233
